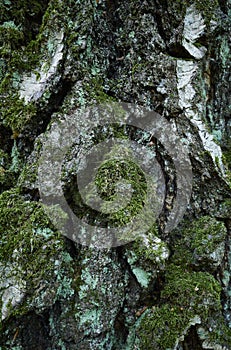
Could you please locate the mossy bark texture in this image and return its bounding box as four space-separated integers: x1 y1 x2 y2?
0 0 231 349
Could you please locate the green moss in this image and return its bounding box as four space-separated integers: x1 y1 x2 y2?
0 0 66 133
172 216 226 270
222 146 231 187
0 0 49 76
218 198 231 219
0 189 64 292
0 21 24 55
94 156 147 227
0 0 48 26
193 0 219 23
138 304 195 349
223 151 231 171
135 216 231 348
1 96 37 133
0 189 47 256
83 78 116 105
137 263 231 349
162 264 221 309
0 72 38 132
71 138 149 233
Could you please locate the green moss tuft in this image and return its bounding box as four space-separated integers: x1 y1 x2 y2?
0 21 24 54
137 263 231 349
94 156 147 227
137 304 195 349
0 189 63 291
1 95 37 132
162 264 221 309
172 216 226 270
135 215 231 349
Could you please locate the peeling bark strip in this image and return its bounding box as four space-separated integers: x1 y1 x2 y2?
0 1 231 349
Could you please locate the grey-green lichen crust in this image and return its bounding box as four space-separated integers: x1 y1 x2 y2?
0 0 231 349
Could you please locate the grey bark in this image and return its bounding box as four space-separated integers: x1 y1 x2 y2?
0 0 231 349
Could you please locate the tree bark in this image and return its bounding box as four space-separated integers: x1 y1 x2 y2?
0 0 231 349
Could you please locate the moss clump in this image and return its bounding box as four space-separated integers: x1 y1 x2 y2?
161 264 221 310
137 304 195 349
0 0 64 133
222 146 231 187
137 263 231 349
0 0 50 78
218 199 231 219
172 216 226 270
0 61 38 133
136 217 230 348
1 94 37 132
69 139 149 231
194 0 219 22
82 78 116 105
0 21 24 55
94 156 147 227
0 0 48 30
0 189 64 291
0 188 78 327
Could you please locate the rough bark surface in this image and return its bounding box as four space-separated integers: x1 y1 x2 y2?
0 0 231 349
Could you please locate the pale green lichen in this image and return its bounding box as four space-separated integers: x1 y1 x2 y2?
9 140 22 173
131 268 151 288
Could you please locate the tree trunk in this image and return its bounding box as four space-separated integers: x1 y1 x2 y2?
0 0 230 349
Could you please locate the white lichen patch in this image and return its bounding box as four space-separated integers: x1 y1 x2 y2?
177 58 225 174
140 234 169 263
177 60 197 109
188 110 225 173
19 31 64 103
182 4 207 59
198 327 230 350
0 263 26 320
125 233 169 288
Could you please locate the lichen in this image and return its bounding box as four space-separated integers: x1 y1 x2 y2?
131 226 169 264
125 225 169 288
